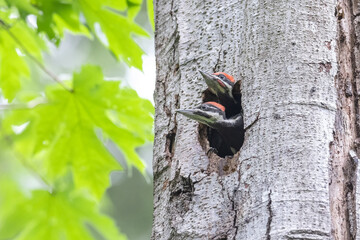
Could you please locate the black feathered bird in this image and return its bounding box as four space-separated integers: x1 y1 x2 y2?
177 102 244 155
199 71 242 118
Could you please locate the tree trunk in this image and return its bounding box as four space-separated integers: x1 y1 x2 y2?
152 0 360 239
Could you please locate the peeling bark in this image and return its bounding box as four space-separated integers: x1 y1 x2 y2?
330 0 360 239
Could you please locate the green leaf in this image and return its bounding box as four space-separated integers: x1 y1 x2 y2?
0 12 46 101
5 0 39 15
78 0 148 69
0 0 7 7
0 148 34 240
103 0 127 11
3 65 154 198
0 31 28 101
2 0 148 69
126 0 142 20
10 21 47 60
0 179 28 240
33 0 90 43
147 0 154 30
0 188 127 240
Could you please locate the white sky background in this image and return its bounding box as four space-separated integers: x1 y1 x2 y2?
127 37 156 103
128 53 156 103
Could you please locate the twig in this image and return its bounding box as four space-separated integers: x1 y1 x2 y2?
17 152 54 193
245 111 260 131
0 20 73 92
2 135 53 192
0 99 47 110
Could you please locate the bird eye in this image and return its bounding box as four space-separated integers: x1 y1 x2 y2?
219 74 226 80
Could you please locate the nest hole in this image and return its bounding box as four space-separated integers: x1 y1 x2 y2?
198 123 240 175
199 81 243 158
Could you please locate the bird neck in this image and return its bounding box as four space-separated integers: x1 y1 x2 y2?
212 114 244 149
218 93 236 107
218 94 242 118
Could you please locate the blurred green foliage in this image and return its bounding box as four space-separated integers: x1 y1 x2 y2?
0 0 154 239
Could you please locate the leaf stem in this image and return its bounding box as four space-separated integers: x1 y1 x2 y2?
0 99 47 110
0 20 73 92
2 135 54 192
17 152 54 193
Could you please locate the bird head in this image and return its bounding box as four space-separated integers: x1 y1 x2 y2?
176 101 226 127
199 71 235 98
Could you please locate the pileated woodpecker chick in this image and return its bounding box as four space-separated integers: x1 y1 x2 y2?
177 102 244 154
199 71 241 118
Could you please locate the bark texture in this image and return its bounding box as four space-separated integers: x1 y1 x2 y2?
152 0 340 239
237 1 336 239
335 0 360 239
330 1 360 239
152 1 244 239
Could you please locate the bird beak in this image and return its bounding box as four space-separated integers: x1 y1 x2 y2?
176 108 212 124
199 70 214 81
176 109 198 119
199 70 226 93
199 70 220 84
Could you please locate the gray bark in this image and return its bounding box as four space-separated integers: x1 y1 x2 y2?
334 1 360 240
152 0 360 239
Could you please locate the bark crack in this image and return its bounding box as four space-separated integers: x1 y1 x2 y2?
152 0 181 238
213 30 225 73
169 172 195 220
265 189 273 240
276 100 336 112
162 0 180 167
330 0 360 238
284 229 330 239
231 187 239 240
180 52 216 66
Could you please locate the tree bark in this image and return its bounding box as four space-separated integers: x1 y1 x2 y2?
152 0 360 239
